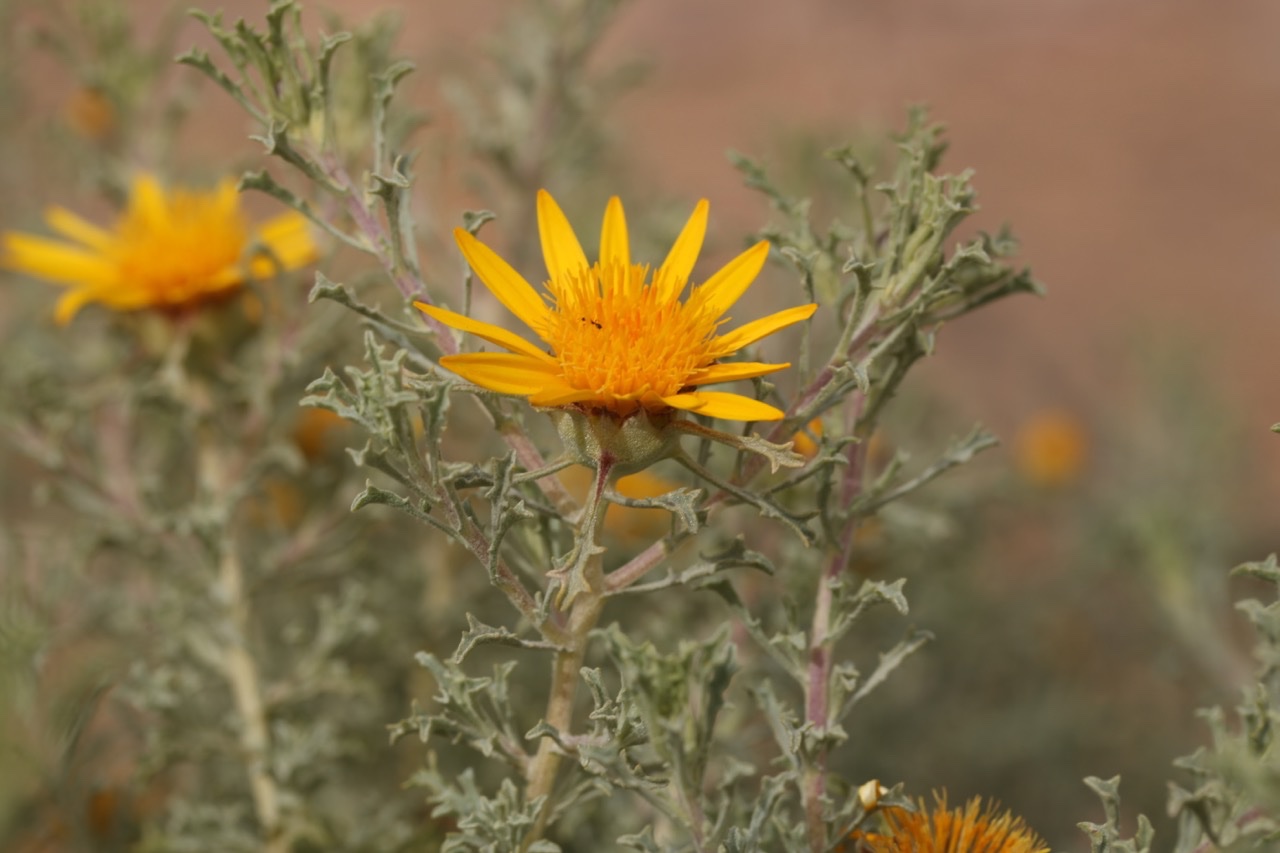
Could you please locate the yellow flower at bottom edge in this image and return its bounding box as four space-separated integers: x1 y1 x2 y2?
849 793 1049 853
418 190 817 422
3 174 317 324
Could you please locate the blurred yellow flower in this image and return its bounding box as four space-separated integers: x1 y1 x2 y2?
560 465 680 540
1015 409 1087 487
851 793 1048 853
793 417 824 458
292 407 350 462
418 190 816 422
3 174 316 324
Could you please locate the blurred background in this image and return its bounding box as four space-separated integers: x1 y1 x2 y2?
2 0 1278 848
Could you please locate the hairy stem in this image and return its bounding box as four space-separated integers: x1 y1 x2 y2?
194 425 286 852
522 453 614 849
219 543 289 853
802 396 868 853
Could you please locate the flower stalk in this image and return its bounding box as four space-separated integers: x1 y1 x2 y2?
196 433 288 852
218 544 289 853
523 451 615 848
802 399 869 852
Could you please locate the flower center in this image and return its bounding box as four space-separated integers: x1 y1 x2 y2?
546 262 720 405
112 189 248 304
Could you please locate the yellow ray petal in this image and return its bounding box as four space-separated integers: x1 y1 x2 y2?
528 386 600 407
599 196 629 269
52 286 107 325
685 360 790 386
709 302 817 358
209 266 247 289
453 228 552 335
537 189 589 284
661 390 785 421
415 302 554 362
44 207 112 250
252 212 318 270
130 174 168 226
438 352 560 395
655 199 708 300
214 177 240 216
3 233 116 287
694 240 770 319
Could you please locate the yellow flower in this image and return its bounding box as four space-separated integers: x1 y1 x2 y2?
1014 409 1087 488
3 174 317 324
418 190 816 421
851 793 1048 853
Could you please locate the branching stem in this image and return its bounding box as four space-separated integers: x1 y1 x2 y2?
802 395 868 853
521 452 615 849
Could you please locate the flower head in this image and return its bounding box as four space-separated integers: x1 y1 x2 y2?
419 190 816 421
850 793 1049 853
3 174 317 324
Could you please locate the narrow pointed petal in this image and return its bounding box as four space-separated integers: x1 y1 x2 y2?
248 212 318 277
415 302 555 362
3 233 115 286
255 212 317 268
44 207 112 250
214 177 240 215
52 286 104 325
685 360 790 386
438 352 560 395
210 266 247 289
454 228 552 334
131 174 168 226
694 240 770 318
655 199 708 299
599 196 630 268
709 303 818 358
661 391 785 421
528 386 600 407
537 189 589 283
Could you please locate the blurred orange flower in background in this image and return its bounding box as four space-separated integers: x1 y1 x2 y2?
292 407 351 462
2 174 316 324
65 86 116 141
1014 409 1088 488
